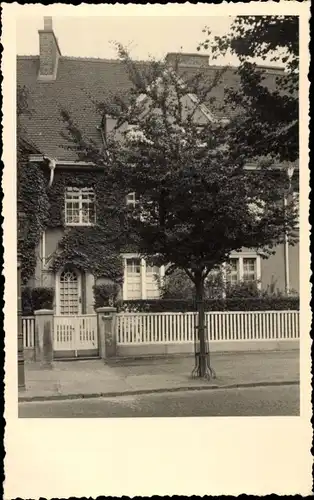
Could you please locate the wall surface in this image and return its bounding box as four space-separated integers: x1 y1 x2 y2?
289 241 300 293
116 340 299 357
261 244 286 292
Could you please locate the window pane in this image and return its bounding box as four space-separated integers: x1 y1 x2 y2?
126 192 136 207
227 259 239 283
243 258 256 272
146 265 159 274
127 258 141 274
229 259 238 271
243 258 256 282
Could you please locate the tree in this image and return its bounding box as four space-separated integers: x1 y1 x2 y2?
198 16 299 162
62 47 298 379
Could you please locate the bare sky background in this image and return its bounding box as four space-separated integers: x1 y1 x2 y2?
16 15 279 67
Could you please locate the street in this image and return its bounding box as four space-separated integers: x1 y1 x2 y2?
19 384 299 418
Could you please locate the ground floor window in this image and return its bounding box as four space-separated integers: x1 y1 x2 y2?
227 255 260 284
123 255 163 300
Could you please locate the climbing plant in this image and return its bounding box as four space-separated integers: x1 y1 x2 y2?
17 159 50 284
18 162 132 284
46 169 126 281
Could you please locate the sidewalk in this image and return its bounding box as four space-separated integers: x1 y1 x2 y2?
19 350 299 402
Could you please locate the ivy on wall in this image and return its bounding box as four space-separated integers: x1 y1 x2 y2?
18 154 50 284
19 162 131 284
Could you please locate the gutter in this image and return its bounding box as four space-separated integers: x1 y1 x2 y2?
28 155 100 187
29 155 94 167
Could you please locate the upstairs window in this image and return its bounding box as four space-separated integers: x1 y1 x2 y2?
127 258 141 274
146 264 159 275
126 192 137 208
65 187 96 226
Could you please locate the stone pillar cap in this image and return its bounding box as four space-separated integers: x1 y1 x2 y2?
96 307 117 313
34 309 54 315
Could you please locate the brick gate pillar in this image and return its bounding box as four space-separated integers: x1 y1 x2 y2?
96 307 117 360
34 309 54 369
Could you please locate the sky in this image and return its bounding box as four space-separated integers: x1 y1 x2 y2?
16 15 234 62
15 12 278 67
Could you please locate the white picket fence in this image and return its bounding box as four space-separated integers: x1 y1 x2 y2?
116 310 300 344
22 310 300 350
22 316 35 348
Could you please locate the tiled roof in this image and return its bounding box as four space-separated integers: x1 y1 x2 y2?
17 55 284 161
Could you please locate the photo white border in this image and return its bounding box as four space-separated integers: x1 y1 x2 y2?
3 2 312 497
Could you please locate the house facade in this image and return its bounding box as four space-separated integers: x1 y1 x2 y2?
17 17 299 316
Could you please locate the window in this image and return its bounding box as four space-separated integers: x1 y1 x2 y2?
146 265 159 274
146 264 160 299
126 192 136 208
126 258 142 299
243 258 257 282
226 256 259 284
227 259 239 284
127 258 141 274
123 255 163 300
65 187 96 226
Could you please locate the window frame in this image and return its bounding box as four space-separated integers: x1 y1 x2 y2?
122 253 165 300
225 253 261 287
126 192 137 208
64 187 96 227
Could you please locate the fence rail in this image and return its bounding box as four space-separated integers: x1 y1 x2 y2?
23 310 300 349
22 316 35 348
116 310 300 344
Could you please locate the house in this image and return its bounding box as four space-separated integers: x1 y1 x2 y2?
17 17 299 316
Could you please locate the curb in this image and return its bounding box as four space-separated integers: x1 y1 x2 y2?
18 379 299 403
107 349 300 364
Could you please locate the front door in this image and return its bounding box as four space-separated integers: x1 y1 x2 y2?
54 268 98 358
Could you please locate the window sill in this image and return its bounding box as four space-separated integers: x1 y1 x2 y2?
65 223 95 227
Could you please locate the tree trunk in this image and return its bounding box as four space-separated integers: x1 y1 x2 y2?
194 276 216 379
195 277 207 378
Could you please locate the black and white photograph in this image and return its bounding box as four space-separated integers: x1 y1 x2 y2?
3 2 311 497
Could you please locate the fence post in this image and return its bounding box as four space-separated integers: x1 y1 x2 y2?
96 307 117 360
34 309 54 369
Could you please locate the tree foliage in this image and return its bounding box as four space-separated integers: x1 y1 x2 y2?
198 16 299 162
62 45 298 378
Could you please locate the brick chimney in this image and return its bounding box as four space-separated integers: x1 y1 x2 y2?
165 53 209 68
38 17 61 81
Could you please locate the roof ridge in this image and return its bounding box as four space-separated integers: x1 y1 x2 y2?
61 55 124 63
61 55 154 65
17 54 285 73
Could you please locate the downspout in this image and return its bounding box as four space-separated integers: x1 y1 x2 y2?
44 156 57 187
97 114 113 161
